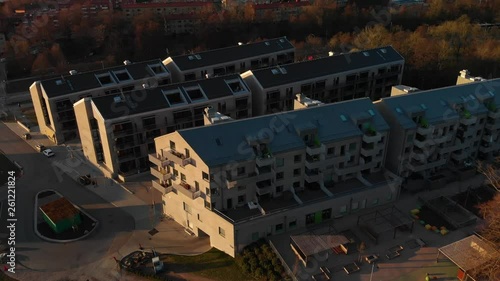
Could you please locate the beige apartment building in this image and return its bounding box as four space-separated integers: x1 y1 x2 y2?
376 77 500 181
74 74 252 179
29 59 171 144
241 46 404 116
163 37 295 83
150 97 402 257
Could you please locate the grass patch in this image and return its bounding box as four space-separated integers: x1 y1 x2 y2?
162 248 254 281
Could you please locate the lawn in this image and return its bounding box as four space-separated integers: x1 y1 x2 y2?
161 248 254 281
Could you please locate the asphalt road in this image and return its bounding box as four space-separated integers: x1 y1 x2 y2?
0 121 135 271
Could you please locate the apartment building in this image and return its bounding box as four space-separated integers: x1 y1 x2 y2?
241 46 404 116
74 74 252 179
375 77 500 180
29 59 171 144
253 1 311 22
150 98 402 257
163 37 295 83
122 2 212 19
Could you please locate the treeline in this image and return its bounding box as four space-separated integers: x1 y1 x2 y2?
1 0 499 89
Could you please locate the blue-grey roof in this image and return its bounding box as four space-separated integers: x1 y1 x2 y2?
40 59 168 98
251 46 404 88
171 37 294 71
380 79 500 129
177 98 390 167
92 74 248 120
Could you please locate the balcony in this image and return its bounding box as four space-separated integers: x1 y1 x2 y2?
434 134 452 144
174 182 201 200
164 149 193 167
482 134 494 143
143 123 159 131
149 153 170 167
410 150 426 163
414 137 435 148
488 110 500 119
485 121 500 131
305 170 322 182
256 155 274 167
113 128 135 137
226 172 257 188
150 167 172 181
451 150 469 162
479 142 498 153
333 164 359 176
362 131 382 143
151 179 174 195
460 115 477 126
257 166 274 181
407 158 446 172
306 143 326 156
305 155 322 170
417 125 433 136
256 180 273 196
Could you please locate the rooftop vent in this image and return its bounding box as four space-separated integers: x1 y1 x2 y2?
368 109 375 116
55 79 64 85
396 107 403 113
340 114 347 122
238 42 243 46
195 54 201 60
188 55 194 60
279 38 285 43
271 69 280 75
123 60 132 65
363 52 370 56
380 48 387 53
142 83 149 89
278 66 287 74
328 51 334 56
113 96 122 103
265 42 270 46
69 70 77 75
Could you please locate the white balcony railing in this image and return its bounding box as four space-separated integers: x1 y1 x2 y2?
150 167 172 181
362 132 382 143
148 153 170 167
306 144 326 156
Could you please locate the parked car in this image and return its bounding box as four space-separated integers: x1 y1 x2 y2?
23 133 31 140
35 144 46 152
42 149 55 157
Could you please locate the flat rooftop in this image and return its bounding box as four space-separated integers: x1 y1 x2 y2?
40 59 168 98
250 46 404 89
169 37 294 71
91 74 249 120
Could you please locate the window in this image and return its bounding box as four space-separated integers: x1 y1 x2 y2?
276 158 284 167
349 143 357 151
197 214 202 221
173 169 179 177
183 202 192 214
372 198 379 205
237 167 245 176
293 181 300 188
180 173 186 182
170 141 176 150
202 172 209 181
289 220 297 228
276 172 284 180
327 147 335 155
294 154 301 163
252 232 259 241
351 201 359 210
276 185 283 193
238 195 246 204
387 193 393 201
113 70 132 82
195 181 199 191
293 168 301 176
322 208 332 220
237 185 246 191
340 205 347 214
219 227 225 237
306 213 315 225
275 223 284 232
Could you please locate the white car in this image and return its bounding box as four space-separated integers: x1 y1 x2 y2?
42 149 55 157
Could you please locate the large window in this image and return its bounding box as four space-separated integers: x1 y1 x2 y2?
306 213 315 225
322 208 332 220
219 227 225 237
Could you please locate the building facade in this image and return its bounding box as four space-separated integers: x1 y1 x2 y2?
150 98 402 257
30 59 171 144
163 37 295 83
375 77 500 180
74 74 252 179
241 46 404 116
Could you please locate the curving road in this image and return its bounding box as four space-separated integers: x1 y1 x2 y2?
0 121 135 272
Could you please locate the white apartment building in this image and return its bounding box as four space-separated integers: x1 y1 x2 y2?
241 46 405 116
163 37 295 83
150 98 402 257
74 74 252 179
29 59 171 144
376 77 500 180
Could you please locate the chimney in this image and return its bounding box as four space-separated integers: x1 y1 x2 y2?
123 60 132 65
69 70 77 75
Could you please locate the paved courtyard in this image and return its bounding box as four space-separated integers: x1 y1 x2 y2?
269 174 485 281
